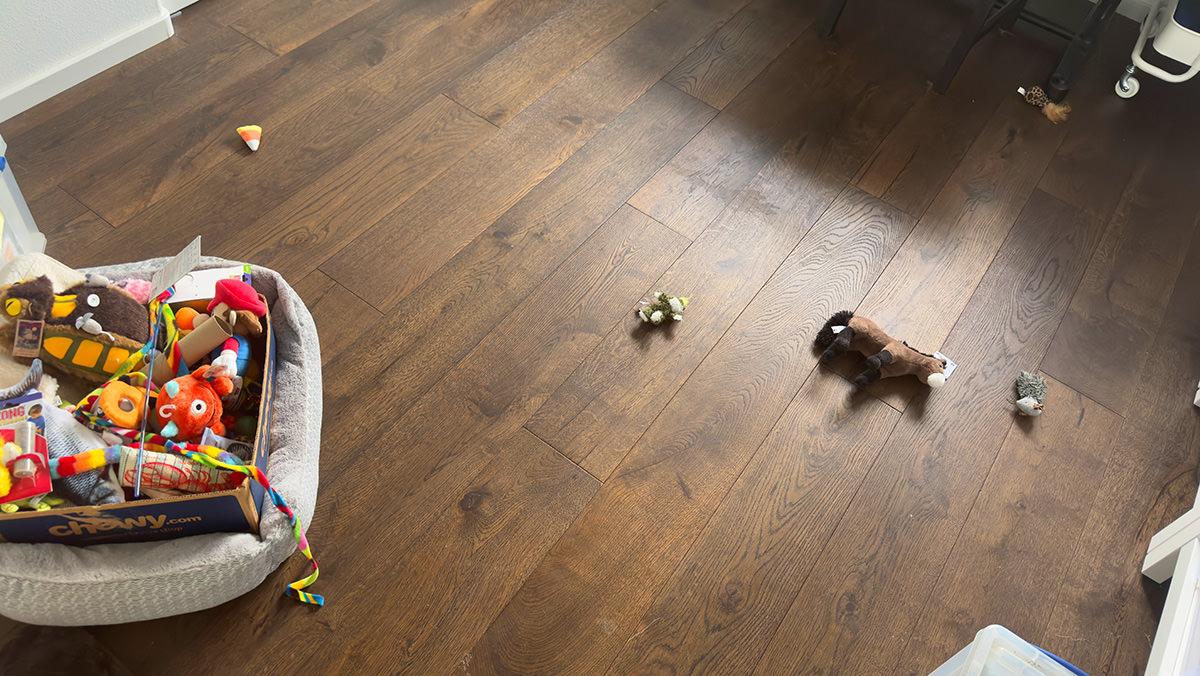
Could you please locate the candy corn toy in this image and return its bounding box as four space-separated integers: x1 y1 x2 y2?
237 125 262 151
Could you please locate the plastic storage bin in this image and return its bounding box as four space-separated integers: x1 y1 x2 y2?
929 625 1086 676
0 133 47 261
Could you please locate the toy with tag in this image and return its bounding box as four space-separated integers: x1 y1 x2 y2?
0 276 150 382
815 311 948 389
154 365 233 442
0 421 52 506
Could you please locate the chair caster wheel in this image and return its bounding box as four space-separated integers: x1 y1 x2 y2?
1116 74 1139 98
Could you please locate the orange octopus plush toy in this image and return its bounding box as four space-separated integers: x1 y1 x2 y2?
154 365 233 442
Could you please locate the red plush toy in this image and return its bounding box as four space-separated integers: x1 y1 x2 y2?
154 365 233 442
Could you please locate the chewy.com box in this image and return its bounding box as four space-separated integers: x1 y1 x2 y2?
0 309 275 546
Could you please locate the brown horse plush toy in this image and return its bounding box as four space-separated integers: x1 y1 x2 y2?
815 311 946 389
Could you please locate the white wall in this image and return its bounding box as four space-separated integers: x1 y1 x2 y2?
0 0 174 123
1117 0 1154 21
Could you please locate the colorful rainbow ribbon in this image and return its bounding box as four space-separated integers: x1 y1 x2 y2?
48 439 324 607
180 445 323 606
58 294 323 606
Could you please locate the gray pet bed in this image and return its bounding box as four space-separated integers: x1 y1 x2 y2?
0 258 321 626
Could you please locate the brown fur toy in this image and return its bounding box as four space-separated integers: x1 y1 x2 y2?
814 311 947 389
0 276 150 383
1019 85 1071 125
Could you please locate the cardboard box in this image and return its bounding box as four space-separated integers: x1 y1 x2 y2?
0 309 275 546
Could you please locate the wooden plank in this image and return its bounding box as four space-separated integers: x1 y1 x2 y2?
894 374 1122 676
1040 235 1200 675
5 22 274 197
314 430 596 676
187 0 283 27
321 0 749 311
290 270 383 368
76 92 492 274
1040 132 1200 416
318 205 686 486
92 205 684 675
528 184 912 480
446 0 663 125
1036 17 1155 224
158 430 596 675
842 95 1070 410
318 81 714 425
853 29 1052 218
1 624 132 676
607 373 899 675
59 0 485 226
26 187 114 269
626 27 860 240
627 0 952 240
661 0 815 109
750 189 1105 676
0 19 190 140
230 0 384 55
466 189 912 675
213 94 496 281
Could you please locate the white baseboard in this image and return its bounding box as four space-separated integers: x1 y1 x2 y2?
0 12 175 124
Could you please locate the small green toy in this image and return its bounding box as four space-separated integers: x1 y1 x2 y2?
636 291 689 325
1015 371 1047 416
1 493 66 513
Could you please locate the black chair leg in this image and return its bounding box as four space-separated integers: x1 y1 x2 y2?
1044 0 1122 101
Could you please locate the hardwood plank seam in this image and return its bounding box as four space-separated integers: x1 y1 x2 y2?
1035 415 1131 650
444 426 603 673
52 185 118 232
888 419 1020 674
747 400 905 675
207 14 283 58
624 202 690 240
862 188 1027 367
441 91 504 130
522 424 601 484
597 369 830 676
842 78 930 221
318 199 654 435
567 177 852 473
1037 201 1200 410
1031 185 1147 394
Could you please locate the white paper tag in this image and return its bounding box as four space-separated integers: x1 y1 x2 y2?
831 325 846 334
935 352 956 379
150 236 202 299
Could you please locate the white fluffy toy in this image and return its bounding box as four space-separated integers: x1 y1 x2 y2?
636 291 689 325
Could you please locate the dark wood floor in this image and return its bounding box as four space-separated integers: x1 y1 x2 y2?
2 0 1199 673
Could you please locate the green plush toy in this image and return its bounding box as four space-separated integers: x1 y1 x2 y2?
637 291 689 325
1015 371 1047 416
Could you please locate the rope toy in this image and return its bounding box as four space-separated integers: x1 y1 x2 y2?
1017 86 1071 124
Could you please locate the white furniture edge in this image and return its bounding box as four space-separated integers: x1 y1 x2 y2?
0 11 174 123
1146 538 1200 676
1146 506 1200 582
